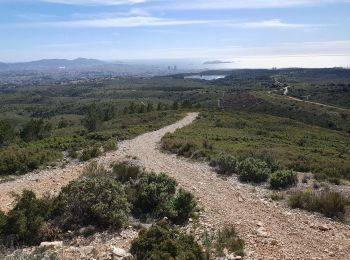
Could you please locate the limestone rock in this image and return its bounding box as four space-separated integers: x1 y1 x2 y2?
40 241 63 249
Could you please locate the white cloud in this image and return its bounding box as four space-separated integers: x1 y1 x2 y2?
26 16 216 28
24 16 323 29
151 0 348 10
41 0 145 5
234 19 320 28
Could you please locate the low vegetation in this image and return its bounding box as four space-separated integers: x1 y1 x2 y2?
288 189 349 218
162 111 350 180
130 220 204 260
0 162 198 247
269 170 298 189
215 226 245 257
237 157 271 183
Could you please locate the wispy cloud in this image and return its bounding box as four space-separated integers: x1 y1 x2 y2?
150 0 348 10
22 16 323 29
230 19 325 29
40 0 145 5
24 16 216 28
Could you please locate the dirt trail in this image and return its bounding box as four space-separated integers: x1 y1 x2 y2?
280 93 350 112
1 113 350 259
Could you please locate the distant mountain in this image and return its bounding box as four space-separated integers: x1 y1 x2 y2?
203 60 234 65
0 58 107 71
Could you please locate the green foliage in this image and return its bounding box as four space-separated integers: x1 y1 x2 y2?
83 161 109 177
1 191 55 246
129 173 176 219
80 146 102 161
20 119 52 142
161 111 350 179
123 169 196 224
215 226 245 257
217 154 238 175
57 117 69 129
103 138 117 152
288 190 348 218
269 170 298 189
0 146 61 176
0 211 6 235
82 106 102 132
0 120 15 147
112 161 142 183
237 158 271 183
170 189 197 225
57 175 130 230
130 220 204 260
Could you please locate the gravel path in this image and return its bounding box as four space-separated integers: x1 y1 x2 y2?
1 113 350 259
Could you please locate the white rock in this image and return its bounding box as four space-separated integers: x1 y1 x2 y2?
40 241 63 248
256 227 268 237
112 247 127 257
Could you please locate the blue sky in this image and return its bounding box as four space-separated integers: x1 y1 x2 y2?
1 0 350 67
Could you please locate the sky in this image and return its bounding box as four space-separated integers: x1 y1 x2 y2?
0 0 350 68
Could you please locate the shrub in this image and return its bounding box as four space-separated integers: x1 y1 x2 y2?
130 220 204 260
0 211 6 235
328 177 341 185
57 176 130 230
270 192 284 201
103 138 117 152
170 189 197 225
20 119 52 142
0 120 15 147
217 154 238 176
112 162 142 183
288 190 348 218
80 146 102 161
215 226 244 257
83 108 102 132
0 146 61 176
237 158 271 183
83 161 109 177
177 142 195 157
67 148 78 159
129 173 176 219
1 191 55 246
269 170 298 189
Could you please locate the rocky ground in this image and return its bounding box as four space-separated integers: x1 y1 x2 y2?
1 113 350 259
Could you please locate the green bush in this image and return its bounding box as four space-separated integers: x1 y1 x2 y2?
83 161 109 177
215 226 245 257
112 161 142 183
0 146 61 176
170 189 197 225
1 191 55 246
20 119 52 142
0 211 6 235
177 142 196 157
237 158 271 183
288 190 348 218
217 154 238 175
57 176 130 230
80 146 102 161
129 173 176 219
0 120 15 147
269 170 298 189
130 220 204 260
103 138 117 152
